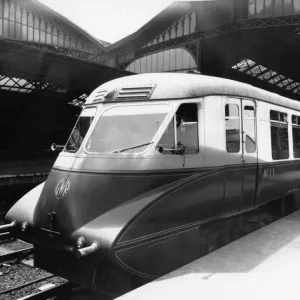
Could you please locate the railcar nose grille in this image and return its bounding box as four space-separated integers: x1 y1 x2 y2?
93 89 108 101
116 85 155 100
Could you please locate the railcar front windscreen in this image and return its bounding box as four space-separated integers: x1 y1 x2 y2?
65 107 97 153
85 104 170 154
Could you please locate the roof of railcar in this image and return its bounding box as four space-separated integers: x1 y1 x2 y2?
86 73 300 111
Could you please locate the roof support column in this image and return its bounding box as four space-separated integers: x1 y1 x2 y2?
197 39 203 73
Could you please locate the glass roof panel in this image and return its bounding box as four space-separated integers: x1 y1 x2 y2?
0 74 65 94
272 75 284 83
258 65 267 72
10 87 20 92
68 94 88 108
259 70 277 80
24 83 33 89
232 59 300 96
5 79 14 87
289 82 299 89
245 59 255 67
232 60 247 71
281 79 291 87
277 82 285 87
79 94 88 100
232 59 256 72
18 79 27 86
247 65 261 76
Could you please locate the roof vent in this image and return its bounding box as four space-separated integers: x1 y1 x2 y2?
116 85 155 100
93 89 108 101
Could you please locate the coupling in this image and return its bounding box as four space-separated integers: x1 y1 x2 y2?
0 220 17 233
75 242 99 259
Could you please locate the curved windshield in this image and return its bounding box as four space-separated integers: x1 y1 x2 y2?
65 107 96 153
86 104 170 154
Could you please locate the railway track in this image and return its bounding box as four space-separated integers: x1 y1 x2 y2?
0 274 55 296
1 280 77 300
17 281 78 300
0 237 78 300
0 234 33 264
0 246 33 264
0 232 11 241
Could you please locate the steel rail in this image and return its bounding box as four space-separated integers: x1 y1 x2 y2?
16 281 77 300
0 232 11 241
0 275 55 295
0 247 33 263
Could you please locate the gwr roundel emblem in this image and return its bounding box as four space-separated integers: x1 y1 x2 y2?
55 178 71 199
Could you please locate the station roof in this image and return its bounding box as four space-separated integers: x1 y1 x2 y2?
8 0 300 103
106 1 234 51
30 1 233 52
23 0 111 50
0 39 130 97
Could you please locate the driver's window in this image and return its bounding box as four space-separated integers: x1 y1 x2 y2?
158 103 199 154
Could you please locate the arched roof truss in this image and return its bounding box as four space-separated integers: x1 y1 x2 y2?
0 0 107 64
118 13 300 70
142 12 196 48
0 73 66 94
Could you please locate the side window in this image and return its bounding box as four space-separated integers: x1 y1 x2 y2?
158 116 175 150
243 105 256 153
292 115 300 158
270 110 289 160
225 103 240 153
158 103 199 154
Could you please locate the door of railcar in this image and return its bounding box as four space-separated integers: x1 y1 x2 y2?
223 98 257 213
241 100 258 208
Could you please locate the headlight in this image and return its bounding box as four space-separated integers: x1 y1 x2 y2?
21 222 28 232
76 236 85 249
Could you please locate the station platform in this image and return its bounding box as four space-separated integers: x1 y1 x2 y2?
0 157 54 186
116 209 300 300
0 157 54 175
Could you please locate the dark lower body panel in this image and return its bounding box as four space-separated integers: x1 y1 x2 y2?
115 195 300 280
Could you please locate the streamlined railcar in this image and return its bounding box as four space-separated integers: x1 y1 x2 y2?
3 73 300 297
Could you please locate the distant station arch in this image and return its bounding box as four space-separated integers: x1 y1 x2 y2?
126 48 197 73
0 0 113 64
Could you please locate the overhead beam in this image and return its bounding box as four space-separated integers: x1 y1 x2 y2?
0 39 131 95
119 15 300 69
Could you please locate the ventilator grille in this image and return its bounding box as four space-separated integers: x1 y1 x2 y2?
93 89 107 101
116 85 155 100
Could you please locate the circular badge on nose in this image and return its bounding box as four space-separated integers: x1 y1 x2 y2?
55 177 71 199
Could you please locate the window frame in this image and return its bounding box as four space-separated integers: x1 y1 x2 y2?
63 106 98 154
224 102 241 154
270 109 290 161
83 102 172 156
292 114 300 159
243 103 257 154
156 101 201 155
